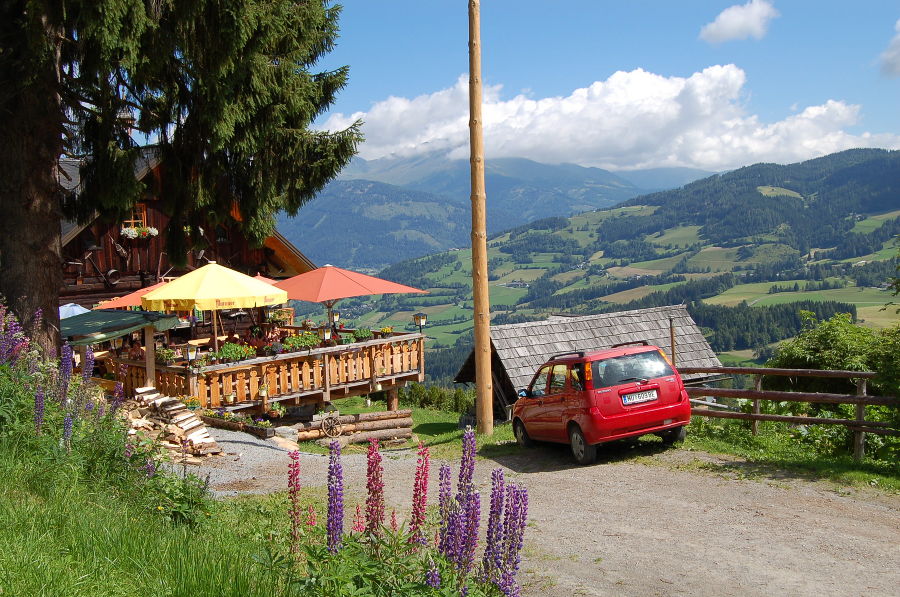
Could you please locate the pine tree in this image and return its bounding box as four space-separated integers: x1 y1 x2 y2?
0 0 361 352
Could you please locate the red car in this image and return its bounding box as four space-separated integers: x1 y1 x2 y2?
512 341 690 464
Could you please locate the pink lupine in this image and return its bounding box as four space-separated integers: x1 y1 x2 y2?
288 450 301 553
409 443 430 545
352 504 365 533
365 438 385 536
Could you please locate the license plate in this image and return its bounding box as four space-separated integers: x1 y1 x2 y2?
622 389 658 405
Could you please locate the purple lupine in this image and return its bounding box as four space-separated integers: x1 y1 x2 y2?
482 468 506 582
365 439 385 536
288 450 302 553
457 490 481 574
124 442 134 459
425 560 441 588
144 457 156 478
498 485 529 597
326 440 344 552
110 381 124 414
457 429 476 498
60 345 74 402
409 443 430 545
62 411 74 450
437 463 453 553
82 346 95 381
33 386 45 435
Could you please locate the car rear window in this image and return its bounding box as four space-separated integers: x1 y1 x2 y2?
591 351 674 388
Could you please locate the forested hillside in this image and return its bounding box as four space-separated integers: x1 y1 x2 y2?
311 149 899 383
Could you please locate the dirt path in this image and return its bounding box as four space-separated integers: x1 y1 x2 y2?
200 430 900 597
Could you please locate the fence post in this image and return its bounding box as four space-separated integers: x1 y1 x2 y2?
752 375 762 436
853 378 867 462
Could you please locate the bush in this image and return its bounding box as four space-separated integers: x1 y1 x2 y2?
400 383 475 414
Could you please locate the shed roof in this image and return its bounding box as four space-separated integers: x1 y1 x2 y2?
456 305 720 391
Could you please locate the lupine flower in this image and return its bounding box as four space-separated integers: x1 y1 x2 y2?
85 400 95 413
326 440 344 552
124 442 134 459
33 386 45 435
144 457 156 478
62 411 74 449
438 463 452 553
409 443 430 545
425 560 441 588
110 381 124 413
60 345 73 402
288 450 302 552
482 468 506 582
457 490 481 574
306 504 317 527
457 429 476 498
352 504 365 533
82 346 94 381
390 509 398 532
498 485 529 597
96 402 106 419
365 439 385 536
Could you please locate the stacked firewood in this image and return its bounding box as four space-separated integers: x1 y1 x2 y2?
125 386 222 462
294 409 414 447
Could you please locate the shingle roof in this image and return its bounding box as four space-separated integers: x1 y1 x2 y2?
457 305 720 391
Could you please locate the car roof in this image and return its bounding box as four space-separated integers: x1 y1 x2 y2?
547 344 660 364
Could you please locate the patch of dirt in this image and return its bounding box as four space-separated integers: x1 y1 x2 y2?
200 430 900 597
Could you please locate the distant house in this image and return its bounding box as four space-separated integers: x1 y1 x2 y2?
454 305 721 411
58 149 315 307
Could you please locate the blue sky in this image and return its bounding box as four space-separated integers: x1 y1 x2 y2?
315 1 900 171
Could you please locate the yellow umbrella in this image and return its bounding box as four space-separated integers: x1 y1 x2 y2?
141 262 288 350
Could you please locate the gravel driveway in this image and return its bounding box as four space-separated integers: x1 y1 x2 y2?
197 428 900 597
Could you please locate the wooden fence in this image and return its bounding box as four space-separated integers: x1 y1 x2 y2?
680 366 900 461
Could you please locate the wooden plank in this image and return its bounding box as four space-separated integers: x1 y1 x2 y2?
236 372 248 407
279 364 288 395
209 374 221 408
249 369 259 402
853 379 867 462
302 361 311 390
679 366 878 379
290 360 300 392
686 387 899 407
692 409 895 429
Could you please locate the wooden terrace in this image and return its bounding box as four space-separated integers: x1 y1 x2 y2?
112 331 425 412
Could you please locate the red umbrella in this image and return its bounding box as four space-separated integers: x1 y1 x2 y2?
93 281 168 309
273 264 427 321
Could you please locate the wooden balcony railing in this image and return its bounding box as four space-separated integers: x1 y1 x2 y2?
114 333 425 409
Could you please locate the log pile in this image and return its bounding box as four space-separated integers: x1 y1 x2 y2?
294 409 414 447
125 386 222 462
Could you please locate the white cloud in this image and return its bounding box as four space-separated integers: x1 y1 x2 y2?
317 65 900 172
700 0 779 44
880 19 900 76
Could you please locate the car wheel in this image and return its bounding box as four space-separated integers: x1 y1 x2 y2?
659 426 687 445
513 419 533 448
569 425 596 465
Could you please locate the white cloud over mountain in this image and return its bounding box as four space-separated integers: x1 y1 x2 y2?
880 19 900 76
699 0 779 44
319 65 900 172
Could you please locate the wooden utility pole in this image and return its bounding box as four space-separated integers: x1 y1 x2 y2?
468 0 493 434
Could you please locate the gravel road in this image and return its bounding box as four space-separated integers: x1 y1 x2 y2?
197 428 900 597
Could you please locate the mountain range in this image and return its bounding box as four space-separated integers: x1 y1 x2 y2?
278 154 713 269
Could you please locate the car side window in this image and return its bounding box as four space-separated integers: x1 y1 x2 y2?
548 364 568 395
531 366 551 397
570 363 585 391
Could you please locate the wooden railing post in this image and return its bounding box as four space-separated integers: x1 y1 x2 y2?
853 378 867 462
752 375 762 436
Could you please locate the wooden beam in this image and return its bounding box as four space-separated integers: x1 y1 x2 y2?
143 325 156 387
468 0 493 435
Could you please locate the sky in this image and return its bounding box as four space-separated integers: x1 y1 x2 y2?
314 0 900 172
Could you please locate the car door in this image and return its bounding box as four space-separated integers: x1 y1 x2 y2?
532 363 569 441
519 365 551 440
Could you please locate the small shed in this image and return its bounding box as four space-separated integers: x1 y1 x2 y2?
454 305 721 411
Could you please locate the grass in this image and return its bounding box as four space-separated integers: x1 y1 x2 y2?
644 225 702 247
683 418 900 491
756 185 802 199
849 209 900 234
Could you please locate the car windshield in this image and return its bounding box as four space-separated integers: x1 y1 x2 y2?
591 351 674 388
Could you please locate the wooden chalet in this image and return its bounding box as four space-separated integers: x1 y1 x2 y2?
58 149 315 308
454 305 722 414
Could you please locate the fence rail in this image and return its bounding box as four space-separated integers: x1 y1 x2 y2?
679 366 900 461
